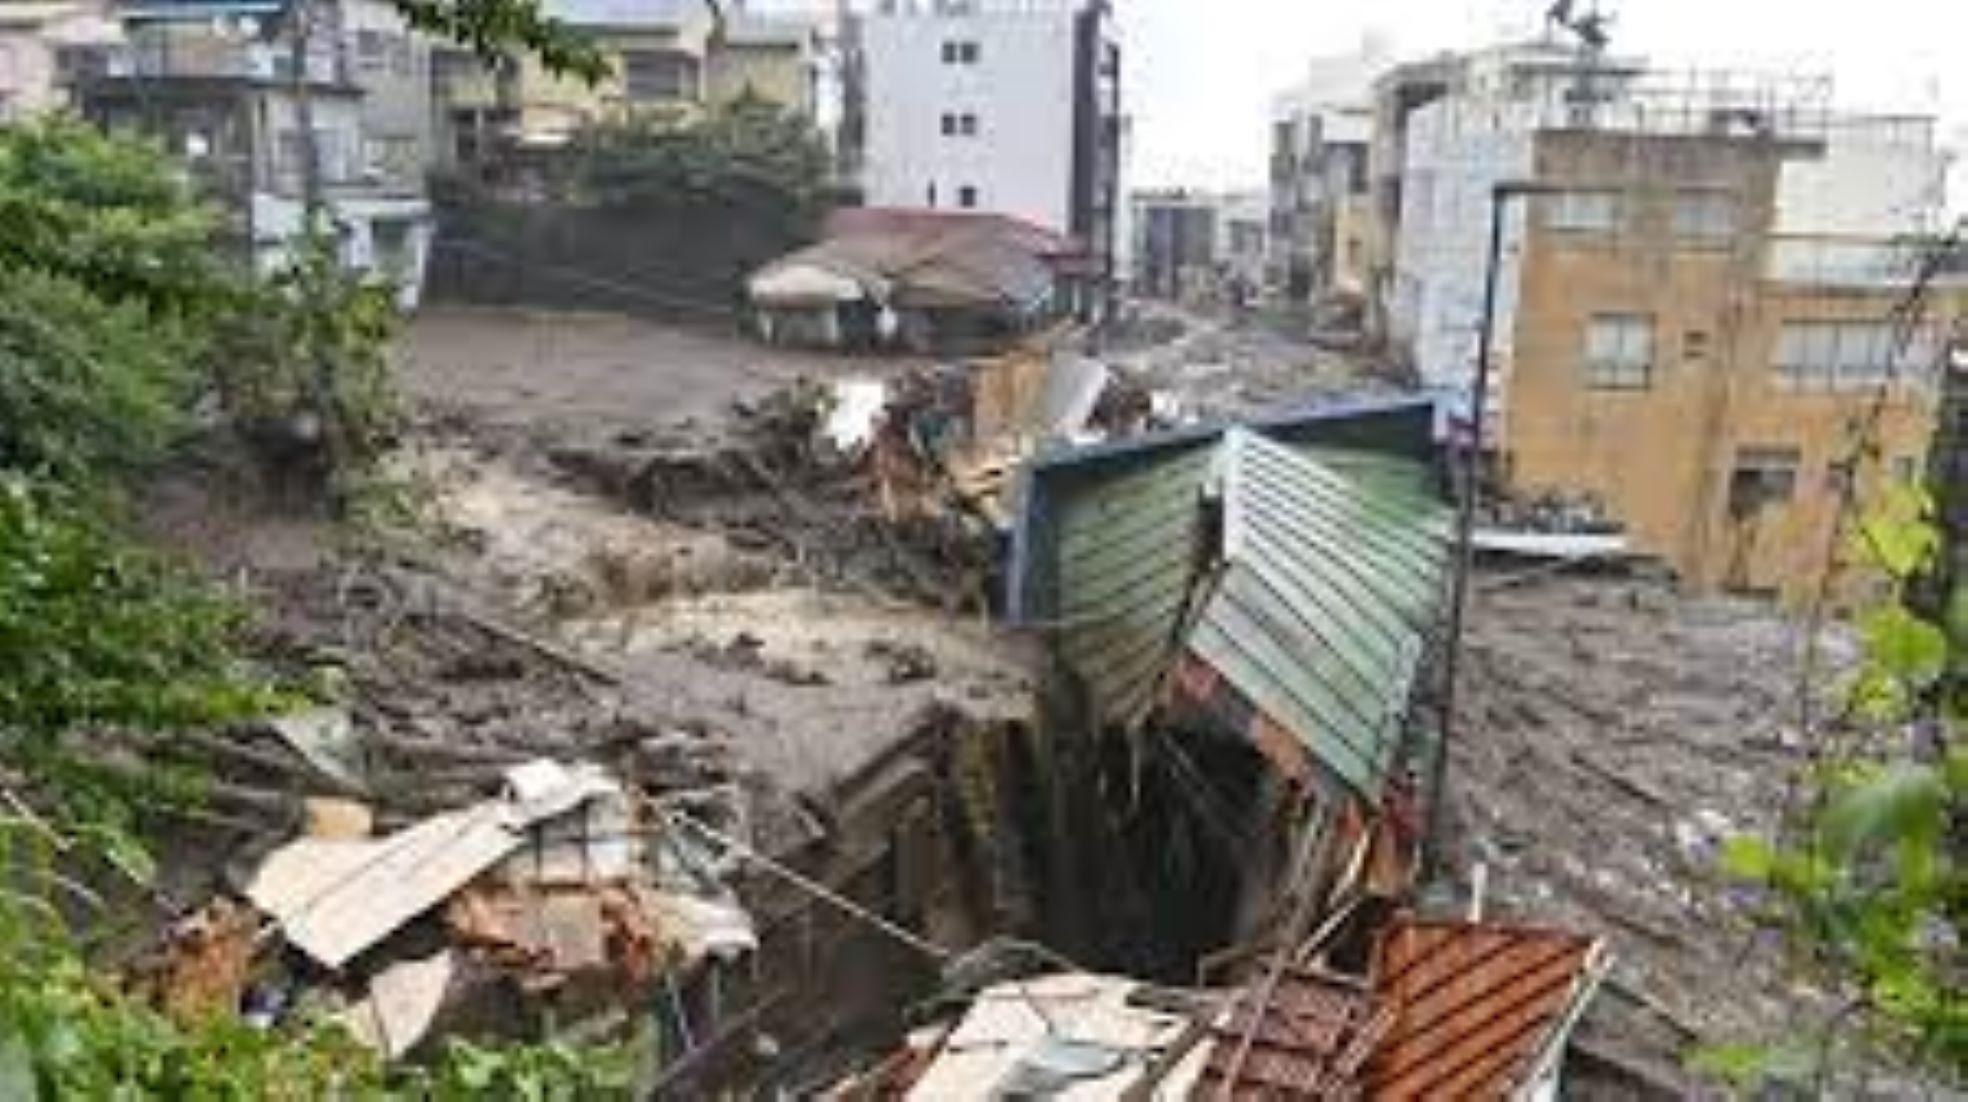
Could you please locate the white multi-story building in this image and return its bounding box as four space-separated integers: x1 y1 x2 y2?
1268 38 1392 298
1385 41 1953 411
851 0 1121 300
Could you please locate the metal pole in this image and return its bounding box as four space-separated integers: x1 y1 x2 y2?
1425 183 1520 875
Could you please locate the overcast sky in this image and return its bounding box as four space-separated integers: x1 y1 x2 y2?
1121 0 1966 210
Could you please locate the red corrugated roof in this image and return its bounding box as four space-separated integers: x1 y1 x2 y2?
1366 917 1603 1100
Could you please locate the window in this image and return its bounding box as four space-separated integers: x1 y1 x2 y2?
940 112 978 137
1674 192 1736 244
957 185 978 209
621 50 697 102
1544 190 1621 235
355 29 387 71
944 40 979 64
1584 314 1654 389
1729 446 1801 515
1775 321 1921 389
1892 455 1921 483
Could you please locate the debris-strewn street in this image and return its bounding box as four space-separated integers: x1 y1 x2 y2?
1457 575 1841 1092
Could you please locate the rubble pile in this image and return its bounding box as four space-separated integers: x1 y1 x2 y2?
140 758 755 1065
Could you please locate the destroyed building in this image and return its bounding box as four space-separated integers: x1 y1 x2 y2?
747 207 1090 353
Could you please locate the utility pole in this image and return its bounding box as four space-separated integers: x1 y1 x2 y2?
1426 181 1552 877
286 0 324 221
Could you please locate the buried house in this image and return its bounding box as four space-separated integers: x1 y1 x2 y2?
745 208 1086 353
1005 395 1457 972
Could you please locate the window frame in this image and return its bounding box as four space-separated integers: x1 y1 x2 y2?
1583 313 1656 390
1672 191 1737 246
620 49 698 103
1543 189 1622 236
1729 445 1802 515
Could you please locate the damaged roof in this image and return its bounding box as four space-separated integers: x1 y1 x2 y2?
1367 917 1608 1099
1187 965 1384 1098
749 209 1069 312
1008 397 1451 802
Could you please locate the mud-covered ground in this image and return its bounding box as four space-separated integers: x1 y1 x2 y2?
147 307 1863 1093
1451 573 1849 1092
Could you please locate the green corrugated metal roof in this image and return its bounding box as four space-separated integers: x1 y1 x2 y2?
1053 445 1216 725
1047 427 1451 802
1198 429 1453 799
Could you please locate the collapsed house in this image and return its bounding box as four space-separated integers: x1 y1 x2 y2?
746 208 1089 353
834 916 1610 1098
1005 395 1456 966
812 393 1620 1097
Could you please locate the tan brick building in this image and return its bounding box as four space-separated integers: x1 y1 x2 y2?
1501 129 1960 601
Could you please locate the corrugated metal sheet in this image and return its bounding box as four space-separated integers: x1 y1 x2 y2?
1190 429 1452 800
1052 444 1216 726
1008 395 1443 624
1367 917 1606 1100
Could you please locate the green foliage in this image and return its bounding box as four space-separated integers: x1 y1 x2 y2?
208 228 404 478
1717 489 1968 1082
0 117 227 317
576 93 836 232
391 0 609 83
0 266 195 483
0 479 277 748
414 1038 634 1099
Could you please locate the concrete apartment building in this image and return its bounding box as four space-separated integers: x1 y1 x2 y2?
851 0 1122 304
432 0 820 162
1379 39 1961 599
76 0 433 305
0 0 120 120
1268 39 1389 300
1128 187 1265 301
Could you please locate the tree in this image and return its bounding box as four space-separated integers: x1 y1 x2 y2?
576 93 836 234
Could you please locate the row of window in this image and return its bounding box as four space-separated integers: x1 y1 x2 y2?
940 111 979 137
1580 315 1938 391
941 40 981 65
1545 189 1738 243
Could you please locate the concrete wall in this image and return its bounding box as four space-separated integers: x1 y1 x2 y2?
0 27 63 120
1389 98 1534 413
708 37 811 114
342 0 436 191
859 4 1079 234
1776 116 1952 237
252 190 433 309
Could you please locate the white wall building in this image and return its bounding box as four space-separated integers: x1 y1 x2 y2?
1387 41 1954 420
1269 38 1392 297
854 0 1120 287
